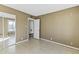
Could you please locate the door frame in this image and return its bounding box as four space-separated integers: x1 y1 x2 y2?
27 18 40 40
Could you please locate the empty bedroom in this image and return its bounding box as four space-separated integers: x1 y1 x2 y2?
0 4 79 54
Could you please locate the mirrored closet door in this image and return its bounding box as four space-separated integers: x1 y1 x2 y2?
0 17 3 50
0 12 16 50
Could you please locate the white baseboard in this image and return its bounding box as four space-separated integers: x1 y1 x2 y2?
40 38 79 51
16 39 29 45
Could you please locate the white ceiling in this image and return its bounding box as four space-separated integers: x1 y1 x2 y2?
4 4 78 16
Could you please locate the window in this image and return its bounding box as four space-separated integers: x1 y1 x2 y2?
8 20 15 32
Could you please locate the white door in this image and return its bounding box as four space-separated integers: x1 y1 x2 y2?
34 19 40 39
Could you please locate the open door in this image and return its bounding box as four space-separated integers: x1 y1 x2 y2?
28 18 40 39
34 19 40 39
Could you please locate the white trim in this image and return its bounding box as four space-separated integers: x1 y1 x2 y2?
15 39 29 45
15 15 16 45
40 38 79 51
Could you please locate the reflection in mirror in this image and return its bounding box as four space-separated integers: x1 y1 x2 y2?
4 18 16 47
0 12 16 50
8 19 15 32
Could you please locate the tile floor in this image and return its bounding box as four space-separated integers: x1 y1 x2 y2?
0 39 79 54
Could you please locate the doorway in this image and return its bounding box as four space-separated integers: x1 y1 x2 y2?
28 18 40 39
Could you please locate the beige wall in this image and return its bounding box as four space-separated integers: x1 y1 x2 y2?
40 6 79 48
0 5 30 42
0 18 3 37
